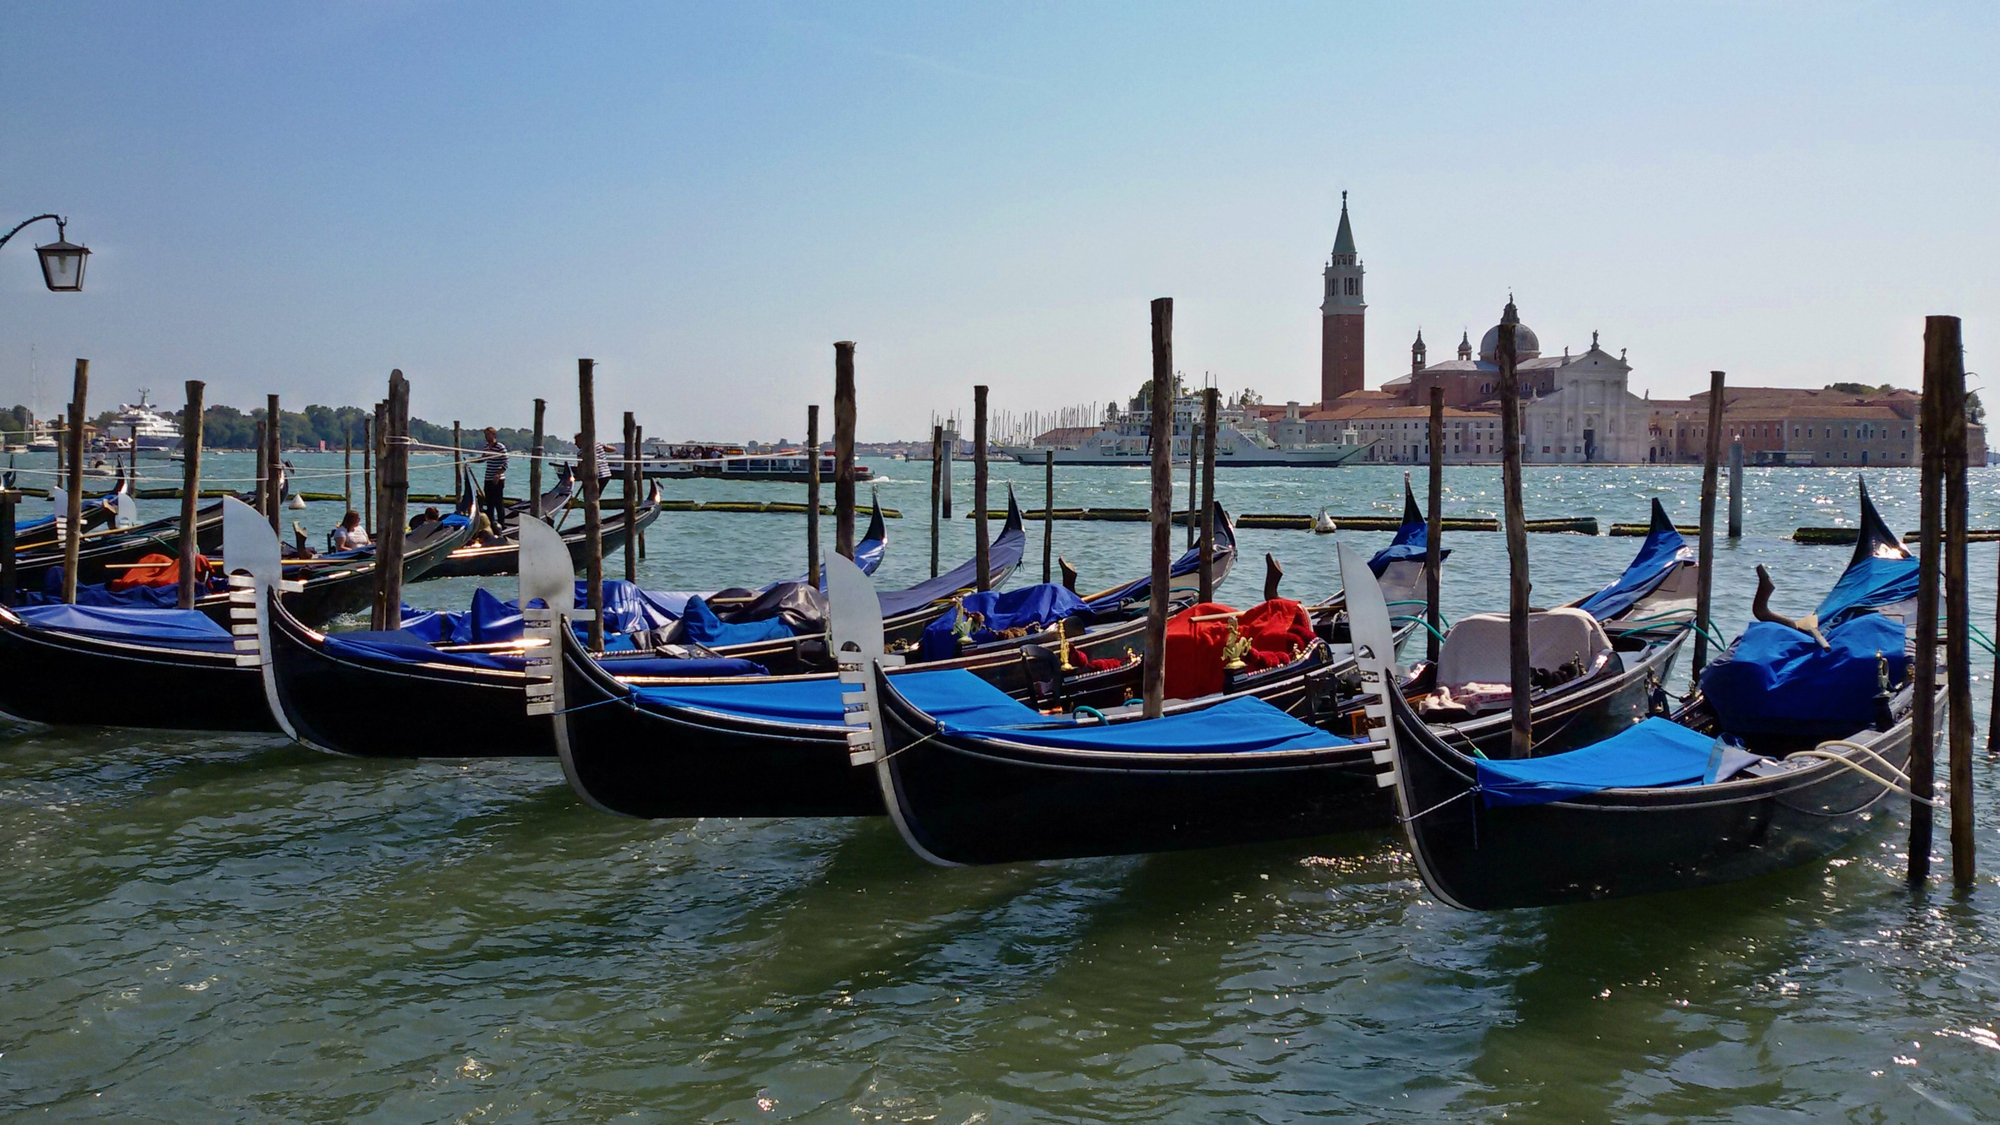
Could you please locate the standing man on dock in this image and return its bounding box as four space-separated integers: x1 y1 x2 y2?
478 427 508 523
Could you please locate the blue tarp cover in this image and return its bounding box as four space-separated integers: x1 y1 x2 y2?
1816 555 1920 626
677 596 794 646
946 694 1353 755
1577 519 1690 620
16 603 237 652
880 520 1027 619
400 581 680 645
1367 517 1449 578
318 630 766 678
1474 717 1722 807
1700 613 1908 737
632 668 1038 729
918 583 1090 662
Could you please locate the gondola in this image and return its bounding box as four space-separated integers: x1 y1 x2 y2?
422 473 668 580
531 505 1249 818
1383 478 1929 909
1393 509 1691 759
9 487 223 593
854 544 1401 866
9 487 120 551
0 497 287 732
698 491 1030 674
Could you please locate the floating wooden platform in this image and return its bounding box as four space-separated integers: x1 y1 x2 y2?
1610 523 1700 537
961 509 1599 534
1794 526 2000 544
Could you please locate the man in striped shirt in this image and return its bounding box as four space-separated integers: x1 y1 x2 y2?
479 427 508 522
573 432 616 495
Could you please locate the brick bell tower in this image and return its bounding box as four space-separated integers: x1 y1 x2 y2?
1320 192 1366 406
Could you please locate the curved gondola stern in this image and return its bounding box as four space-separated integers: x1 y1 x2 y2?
1850 475 1908 564
1337 539 1472 911
828 553 951 865
520 512 607 808
1401 473 1422 527
223 496 306 744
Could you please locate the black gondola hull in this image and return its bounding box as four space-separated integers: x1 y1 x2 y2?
0 610 276 732
1389 688 1923 909
422 502 661 580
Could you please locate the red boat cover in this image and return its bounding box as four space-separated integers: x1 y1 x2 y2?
1163 599 1315 700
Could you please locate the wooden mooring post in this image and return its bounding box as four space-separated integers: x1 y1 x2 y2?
1727 440 1744 539
1934 316 1975 888
806 404 821 587
833 342 857 561
62 360 88 605
177 380 205 609
1144 298 1173 719
1910 330 1945 883
929 423 943 579
452 421 463 490
363 410 376 536
1199 387 1218 604
1496 302 1530 758
0 488 16 607
267 394 282 533
528 398 546 523
1693 372 1726 677
373 372 410 630
974 384 990 591
1043 449 1055 585
1186 397 1199 549
1427 386 1445 665
342 425 352 513
622 412 639 583
578 359 604 651
633 423 645 560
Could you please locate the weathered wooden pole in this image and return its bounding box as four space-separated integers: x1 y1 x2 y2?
621 412 638 583
61 362 87 604
363 410 376 535
929 423 944 578
806 404 821 587
974 384 990 591
1043 448 1056 585
343 426 352 512
1727 440 1744 538
1496 303 1530 757
53 415 64 480
578 359 605 651
528 398 546 522
633 423 645 560
373 372 410 630
266 394 282 533
1187 396 1199 548
177 380 205 609
1693 372 1726 677
253 420 268 515
1199 387 1218 604
1427 385 1445 666
833 342 857 560
452 421 463 491
1144 298 1174 719
1934 316 1975 888
0 488 14 607
1911 328 1945 883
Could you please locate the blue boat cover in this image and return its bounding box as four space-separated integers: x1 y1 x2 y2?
880 507 1027 618
1474 717 1723 807
400 581 679 645
631 667 1039 729
1699 614 1909 737
918 583 1090 662
945 694 1354 755
318 630 766 678
595 655 767 678
1367 516 1450 577
677 596 794 646
16 603 237 652
14 513 55 532
1577 503 1691 620
16 580 216 610
1816 555 1920 626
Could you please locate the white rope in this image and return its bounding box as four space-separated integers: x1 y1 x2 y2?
1786 744 1941 807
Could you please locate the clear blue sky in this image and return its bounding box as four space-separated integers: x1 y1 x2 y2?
3 2 1995 441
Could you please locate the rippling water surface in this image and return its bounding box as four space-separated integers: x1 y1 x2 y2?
5 453 2000 1121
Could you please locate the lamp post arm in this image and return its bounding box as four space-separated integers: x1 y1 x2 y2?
0 215 65 252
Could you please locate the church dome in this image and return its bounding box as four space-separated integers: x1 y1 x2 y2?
1478 322 1541 362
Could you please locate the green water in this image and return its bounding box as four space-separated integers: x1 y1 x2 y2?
4 454 1998 1121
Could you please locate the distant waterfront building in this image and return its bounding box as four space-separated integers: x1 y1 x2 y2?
1645 386 1984 467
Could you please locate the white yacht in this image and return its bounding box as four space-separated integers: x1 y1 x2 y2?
111 391 183 452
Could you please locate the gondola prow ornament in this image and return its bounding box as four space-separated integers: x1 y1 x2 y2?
824 550 901 767
1335 541 1402 792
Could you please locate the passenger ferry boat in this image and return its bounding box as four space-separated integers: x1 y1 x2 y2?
112 391 183 452
638 444 874 483
999 394 1371 467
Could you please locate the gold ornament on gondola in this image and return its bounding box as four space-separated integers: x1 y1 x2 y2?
1222 620 1252 673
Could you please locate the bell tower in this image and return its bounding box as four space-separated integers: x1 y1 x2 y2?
1320 192 1366 406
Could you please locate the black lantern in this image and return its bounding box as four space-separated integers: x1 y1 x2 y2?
36 232 89 292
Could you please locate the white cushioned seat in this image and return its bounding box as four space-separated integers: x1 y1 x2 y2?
1437 607 1613 691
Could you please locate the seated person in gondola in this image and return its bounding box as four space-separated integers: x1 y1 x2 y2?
469 512 504 547
332 510 371 550
408 506 442 532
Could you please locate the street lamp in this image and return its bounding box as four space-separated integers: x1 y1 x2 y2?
0 214 90 292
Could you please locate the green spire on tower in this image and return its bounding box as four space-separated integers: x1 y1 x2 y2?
1332 191 1356 255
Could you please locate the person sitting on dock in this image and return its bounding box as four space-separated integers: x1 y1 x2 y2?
479 427 508 523
332 510 371 550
